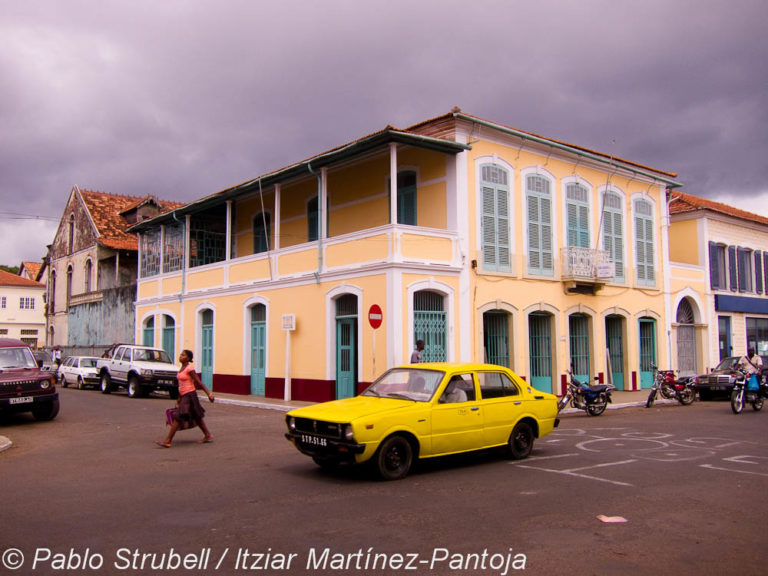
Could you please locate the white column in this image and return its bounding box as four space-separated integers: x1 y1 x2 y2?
225 200 232 261
390 143 398 224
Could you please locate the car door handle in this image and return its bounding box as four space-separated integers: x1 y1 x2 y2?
470 406 479 411
514 401 522 405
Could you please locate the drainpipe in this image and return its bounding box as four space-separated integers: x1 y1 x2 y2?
307 162 323 283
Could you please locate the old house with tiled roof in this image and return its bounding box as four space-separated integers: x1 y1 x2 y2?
0 269 45 348
667 190 768 380
45 186 182 349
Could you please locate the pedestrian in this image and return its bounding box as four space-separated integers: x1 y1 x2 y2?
410 339 425 363
155 349 214 448
52 345 62 367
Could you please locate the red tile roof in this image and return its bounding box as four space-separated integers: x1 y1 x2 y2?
20 261 42 279
668 191 768 227
0 269 44 288
78 189 184 251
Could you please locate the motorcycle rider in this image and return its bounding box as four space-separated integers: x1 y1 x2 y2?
738 347 763 392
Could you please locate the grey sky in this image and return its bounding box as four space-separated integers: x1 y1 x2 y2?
2 0 767 266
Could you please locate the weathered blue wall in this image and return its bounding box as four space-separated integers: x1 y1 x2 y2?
68 284 136 346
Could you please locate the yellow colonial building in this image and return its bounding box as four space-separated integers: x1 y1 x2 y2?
131 110 681 401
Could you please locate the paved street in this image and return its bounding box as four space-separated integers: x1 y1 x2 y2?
1 387 767 576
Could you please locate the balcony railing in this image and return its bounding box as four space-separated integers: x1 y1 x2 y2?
561 247 615 285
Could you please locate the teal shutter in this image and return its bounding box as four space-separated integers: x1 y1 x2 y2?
161 316 175 359
250 305 266 395
413 291 446 362
602 193 624 281
568 314 590 382
527 176 553 275
201 309 214 388
253 213 271 254
397 171 417 225
483 311 510 367
639 318 656 388
635 199 655 285
308 197 319 242
606 315 624 388
481 166 511 271
529 313 553 393
142 317 154 347
335 295 357 399
566 184 590 248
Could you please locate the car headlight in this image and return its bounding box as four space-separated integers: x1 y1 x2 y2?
343 424 355 441
41 377 53 389
140 369 153 376
287 416 296 431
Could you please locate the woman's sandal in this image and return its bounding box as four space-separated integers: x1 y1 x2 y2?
154 440 172 448
198 436 213 444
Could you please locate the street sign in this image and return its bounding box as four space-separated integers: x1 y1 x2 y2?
368 304 382 329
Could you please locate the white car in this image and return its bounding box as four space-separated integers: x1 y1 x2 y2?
58 356 101 390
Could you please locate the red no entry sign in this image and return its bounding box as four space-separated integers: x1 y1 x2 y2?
368 304 383 329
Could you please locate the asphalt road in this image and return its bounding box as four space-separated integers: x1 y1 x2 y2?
1 387 767 576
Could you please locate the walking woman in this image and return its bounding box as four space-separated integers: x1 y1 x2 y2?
155 349 214 447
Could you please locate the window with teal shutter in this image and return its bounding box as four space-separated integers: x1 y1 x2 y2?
566 183 590 248
634 199 655 285
526 175 553 275
602 192 625 282
481 165 510 271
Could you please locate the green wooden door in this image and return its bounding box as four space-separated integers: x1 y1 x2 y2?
606 315 624 389
413 291 446 362
162 316 175 360
250 305 266 395
336 318 356 399
569 314 590 382
201 309 214 388
483 311 510 367
639 318 656 388
529 313 553 393
142 316 154 347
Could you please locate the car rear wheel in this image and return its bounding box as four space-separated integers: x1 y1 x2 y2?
59 373 67 388
32 398 60 421
507 421 534 460
100 373 112 394
374 435 413 481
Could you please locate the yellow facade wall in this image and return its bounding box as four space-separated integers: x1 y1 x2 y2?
161 276 182 295
669 219 700 265
137 280 158 300
187 268 225 291
229 259 272 284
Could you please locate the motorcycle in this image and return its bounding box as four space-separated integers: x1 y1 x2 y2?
645 365 695 407
730 367 766 414
558 369 615 416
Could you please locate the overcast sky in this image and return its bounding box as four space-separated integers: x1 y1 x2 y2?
1 0 767 266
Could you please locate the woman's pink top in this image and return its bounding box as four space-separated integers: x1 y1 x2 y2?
177 363 197 396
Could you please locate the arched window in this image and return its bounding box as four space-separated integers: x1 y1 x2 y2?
634 198 655 285
566 183 590 248
602 191 625 282
66 266 73 306
526 175 553 275
84 260 92 292
68 214 75 254
480 164 511 271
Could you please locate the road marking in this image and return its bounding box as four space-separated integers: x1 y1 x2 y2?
700 464 768 477
515 459 637 487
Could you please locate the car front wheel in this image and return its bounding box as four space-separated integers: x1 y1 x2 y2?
127 376 144 398
32 398 60 421
374 435 413 481
507 421 534 460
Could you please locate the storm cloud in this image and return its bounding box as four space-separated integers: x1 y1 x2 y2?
1 0 766 264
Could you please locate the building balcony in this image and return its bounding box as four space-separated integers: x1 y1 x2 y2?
68 290 104 307
560 246 615 294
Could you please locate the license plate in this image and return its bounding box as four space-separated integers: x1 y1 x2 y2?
714 386 726 390
300 434 327 447
158 380 174 385
10 397 33 405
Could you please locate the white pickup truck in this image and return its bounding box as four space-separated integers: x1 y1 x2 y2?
97 344 179 398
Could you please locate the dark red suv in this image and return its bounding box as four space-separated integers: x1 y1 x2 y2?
0 338 59 420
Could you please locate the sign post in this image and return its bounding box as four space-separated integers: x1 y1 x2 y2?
368 304 382 381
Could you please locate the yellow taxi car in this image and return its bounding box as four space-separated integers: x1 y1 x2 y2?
285 363 560 480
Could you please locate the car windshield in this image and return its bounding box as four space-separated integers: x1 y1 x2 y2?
362 368 445 402
133 349 172 363
80 358 99 368
0 347 39 369
714 357 739 371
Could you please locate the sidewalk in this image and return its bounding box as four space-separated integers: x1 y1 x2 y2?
211 388 655 413
0 389 655 454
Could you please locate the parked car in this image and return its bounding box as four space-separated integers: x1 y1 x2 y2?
32 349 51 368
58 356 101 390
96 344 179 398
693 355 768 400
0 338 59 421
285 362 560 480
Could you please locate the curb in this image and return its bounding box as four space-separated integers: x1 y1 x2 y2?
0 435 11 453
